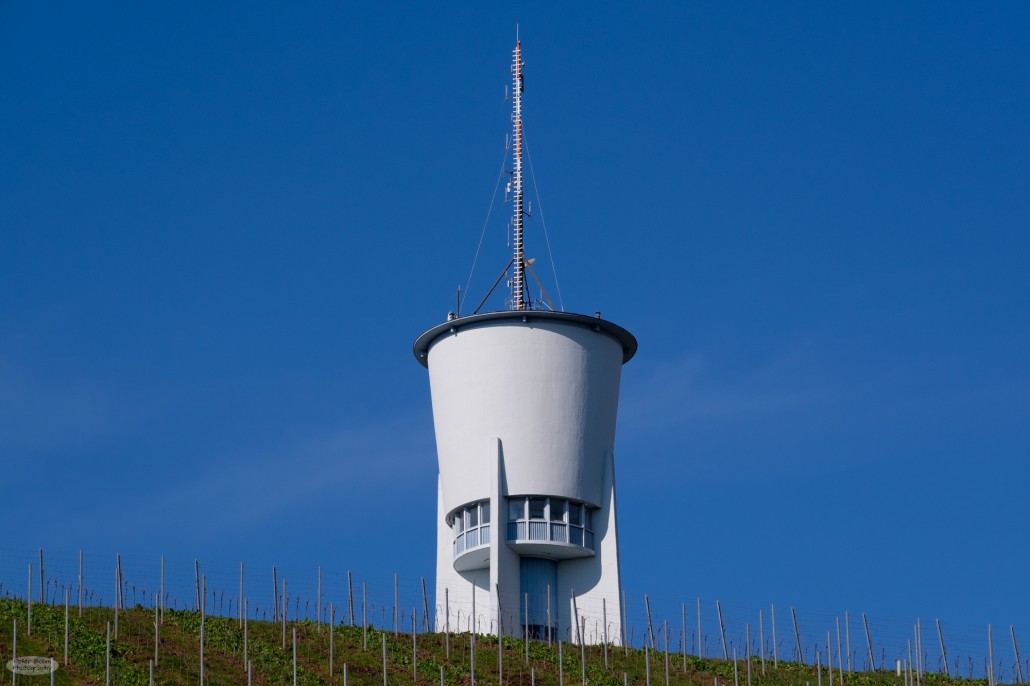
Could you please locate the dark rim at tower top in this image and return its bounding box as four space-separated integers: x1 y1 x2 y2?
413 310 637 368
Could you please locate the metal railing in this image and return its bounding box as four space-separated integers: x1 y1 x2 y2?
506 520 594 550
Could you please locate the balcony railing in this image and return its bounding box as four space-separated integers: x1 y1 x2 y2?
506 520 594 551
453 524 490 557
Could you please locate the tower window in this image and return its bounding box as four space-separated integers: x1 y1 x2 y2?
550 499 566 522
529 498 546 520
450 499 491 560
506 496 596 551
569 502 582 526
508 499 525 521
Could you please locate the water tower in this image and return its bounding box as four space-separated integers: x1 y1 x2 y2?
413 39 636 645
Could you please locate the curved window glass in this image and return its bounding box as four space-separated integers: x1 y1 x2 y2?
505 496 596 551
450 500 491 559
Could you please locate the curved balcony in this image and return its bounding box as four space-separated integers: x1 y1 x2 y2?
450 500 491 571
506 496 595 560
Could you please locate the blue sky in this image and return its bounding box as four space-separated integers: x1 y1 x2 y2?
2 1 1028 672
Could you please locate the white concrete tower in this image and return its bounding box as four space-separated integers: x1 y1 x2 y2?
412 38 637 645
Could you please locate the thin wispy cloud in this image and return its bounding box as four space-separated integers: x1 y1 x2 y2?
620 344 833 430
117 412 437 535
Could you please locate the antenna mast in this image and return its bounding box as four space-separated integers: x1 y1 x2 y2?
510 39 527 310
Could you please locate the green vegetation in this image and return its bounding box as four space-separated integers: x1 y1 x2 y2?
0 600 988 686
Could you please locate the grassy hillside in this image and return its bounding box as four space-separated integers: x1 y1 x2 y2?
0 599 987 686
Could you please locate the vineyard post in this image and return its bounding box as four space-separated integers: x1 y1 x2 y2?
200 574 206 686
746 624 751 686
623 590 628 655
572 590 582 646
422 577 431 633
584 617 589 686
149 659 153 686
697 598 702 658
918 618 927 683
734 646 740 686
664 620 670 686
471 633 477 686
445 587 450 658
363 582 368 650
39 549 44 603
547 585 552 646
317 565 322 632
394 573 399 637
160 555 165 624
988 624 995 686
605 597 610 668
524 592 529 663
194 559 200 611
273 566 279 622
348 570 355 626
282 579 288 649
64 588 69 665
105 621 111 686
645 595 655 650
77 547 82 618
28 563 32 635
1011 626 1023 684
293 627 298 686
113 563 119 639
680 602 685 671
790 607 802 664
759 610 766 675
718 600 728 660
937 620 949 677
154 592 159 666
330 602 336 677
771 604 777 667
645 643 650 686
836 617 844 682
817 648 822 686
413 608 418 680
244 598 249 669
910 634 918 683
827 634 833 686
862 613 874 671
845 611 852 672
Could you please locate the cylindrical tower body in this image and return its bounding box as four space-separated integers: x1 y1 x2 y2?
414 310 635 644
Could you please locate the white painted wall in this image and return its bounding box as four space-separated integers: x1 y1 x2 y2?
427 318 623 516
422 313 633 644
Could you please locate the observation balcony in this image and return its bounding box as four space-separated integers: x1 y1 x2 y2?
451 500 491 572
505 496 595 560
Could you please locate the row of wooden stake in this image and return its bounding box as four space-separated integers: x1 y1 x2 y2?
9 549 1027 685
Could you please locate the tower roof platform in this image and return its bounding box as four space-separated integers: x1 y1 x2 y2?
413 310 638 368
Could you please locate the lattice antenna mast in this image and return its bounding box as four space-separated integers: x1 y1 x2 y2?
510 39 527 310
